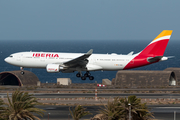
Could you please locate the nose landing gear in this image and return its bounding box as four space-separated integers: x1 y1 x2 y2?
20 67 24 75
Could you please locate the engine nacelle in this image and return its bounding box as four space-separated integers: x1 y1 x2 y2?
46 64 60 73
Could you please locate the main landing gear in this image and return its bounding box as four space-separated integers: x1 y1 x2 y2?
76 71 94 80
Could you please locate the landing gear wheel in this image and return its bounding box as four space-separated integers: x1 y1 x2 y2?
84 72 91 77
21 71 24 75
89 76 94 80
76 73 81 77
81 76 86 80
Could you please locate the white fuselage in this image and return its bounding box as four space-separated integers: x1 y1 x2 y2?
5 52 136 71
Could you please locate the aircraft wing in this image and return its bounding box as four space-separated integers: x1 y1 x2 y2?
63 49 93 68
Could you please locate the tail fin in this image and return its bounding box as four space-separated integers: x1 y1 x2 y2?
124 30 173 70
139 30 173 56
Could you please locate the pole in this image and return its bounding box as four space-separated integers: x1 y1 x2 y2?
95 81 97 101
48 113 50 120
128 103 131 120
174 111 176 120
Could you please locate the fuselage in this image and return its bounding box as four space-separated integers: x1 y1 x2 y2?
5 51 137 71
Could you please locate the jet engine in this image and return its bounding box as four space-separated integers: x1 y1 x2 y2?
46 64 60 73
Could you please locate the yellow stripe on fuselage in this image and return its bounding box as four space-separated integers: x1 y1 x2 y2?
153 30 173 41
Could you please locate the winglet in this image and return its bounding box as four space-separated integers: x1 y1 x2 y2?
127 51 134 55
86 49 93 55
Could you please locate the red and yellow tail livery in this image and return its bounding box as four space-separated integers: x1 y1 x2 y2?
140 30 173 56
124 30 173 69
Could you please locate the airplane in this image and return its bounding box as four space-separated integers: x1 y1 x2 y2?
4 30 173 80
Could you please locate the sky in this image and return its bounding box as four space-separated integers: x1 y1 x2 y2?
0 0 180 41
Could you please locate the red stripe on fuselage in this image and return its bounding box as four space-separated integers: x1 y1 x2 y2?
123 39 169 70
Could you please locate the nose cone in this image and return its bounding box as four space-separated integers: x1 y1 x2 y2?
4 57 10 63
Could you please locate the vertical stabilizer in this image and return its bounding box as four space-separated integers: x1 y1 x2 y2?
124 30 173 70
139 30 173 56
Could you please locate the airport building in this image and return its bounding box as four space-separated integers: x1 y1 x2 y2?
0 70 39 86
112 68 178 88
0 67 180 87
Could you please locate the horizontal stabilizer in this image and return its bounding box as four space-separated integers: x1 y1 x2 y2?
147 56 163 63
167 56 175 58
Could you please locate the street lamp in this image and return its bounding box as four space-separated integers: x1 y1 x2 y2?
68 113 70 120
48 113 50 120
128 103 131 120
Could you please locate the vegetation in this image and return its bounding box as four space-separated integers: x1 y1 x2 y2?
99 97 123 120
0 99 6 120
0 90 45 120
69 105 92 120
99 95 154 120
0 88 154 120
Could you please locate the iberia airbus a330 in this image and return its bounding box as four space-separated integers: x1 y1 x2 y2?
5 30 173 80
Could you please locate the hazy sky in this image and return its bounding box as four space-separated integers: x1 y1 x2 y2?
0 0 180 41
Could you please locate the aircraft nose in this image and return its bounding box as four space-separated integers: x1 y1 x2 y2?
4 57 9 63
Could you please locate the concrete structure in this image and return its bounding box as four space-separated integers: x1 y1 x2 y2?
37 81 41 86
102 79 111 85
164 67 180 85
57 78 72 85
112 70 176 88
0 70 39 86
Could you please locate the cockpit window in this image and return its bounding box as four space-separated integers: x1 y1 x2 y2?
9 55 13 58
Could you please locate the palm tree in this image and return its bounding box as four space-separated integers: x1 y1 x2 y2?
99 97 123 120
99 96 154 120
3 89 45 120
0 99 7 120
120 95 154 120
69 105 92 120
